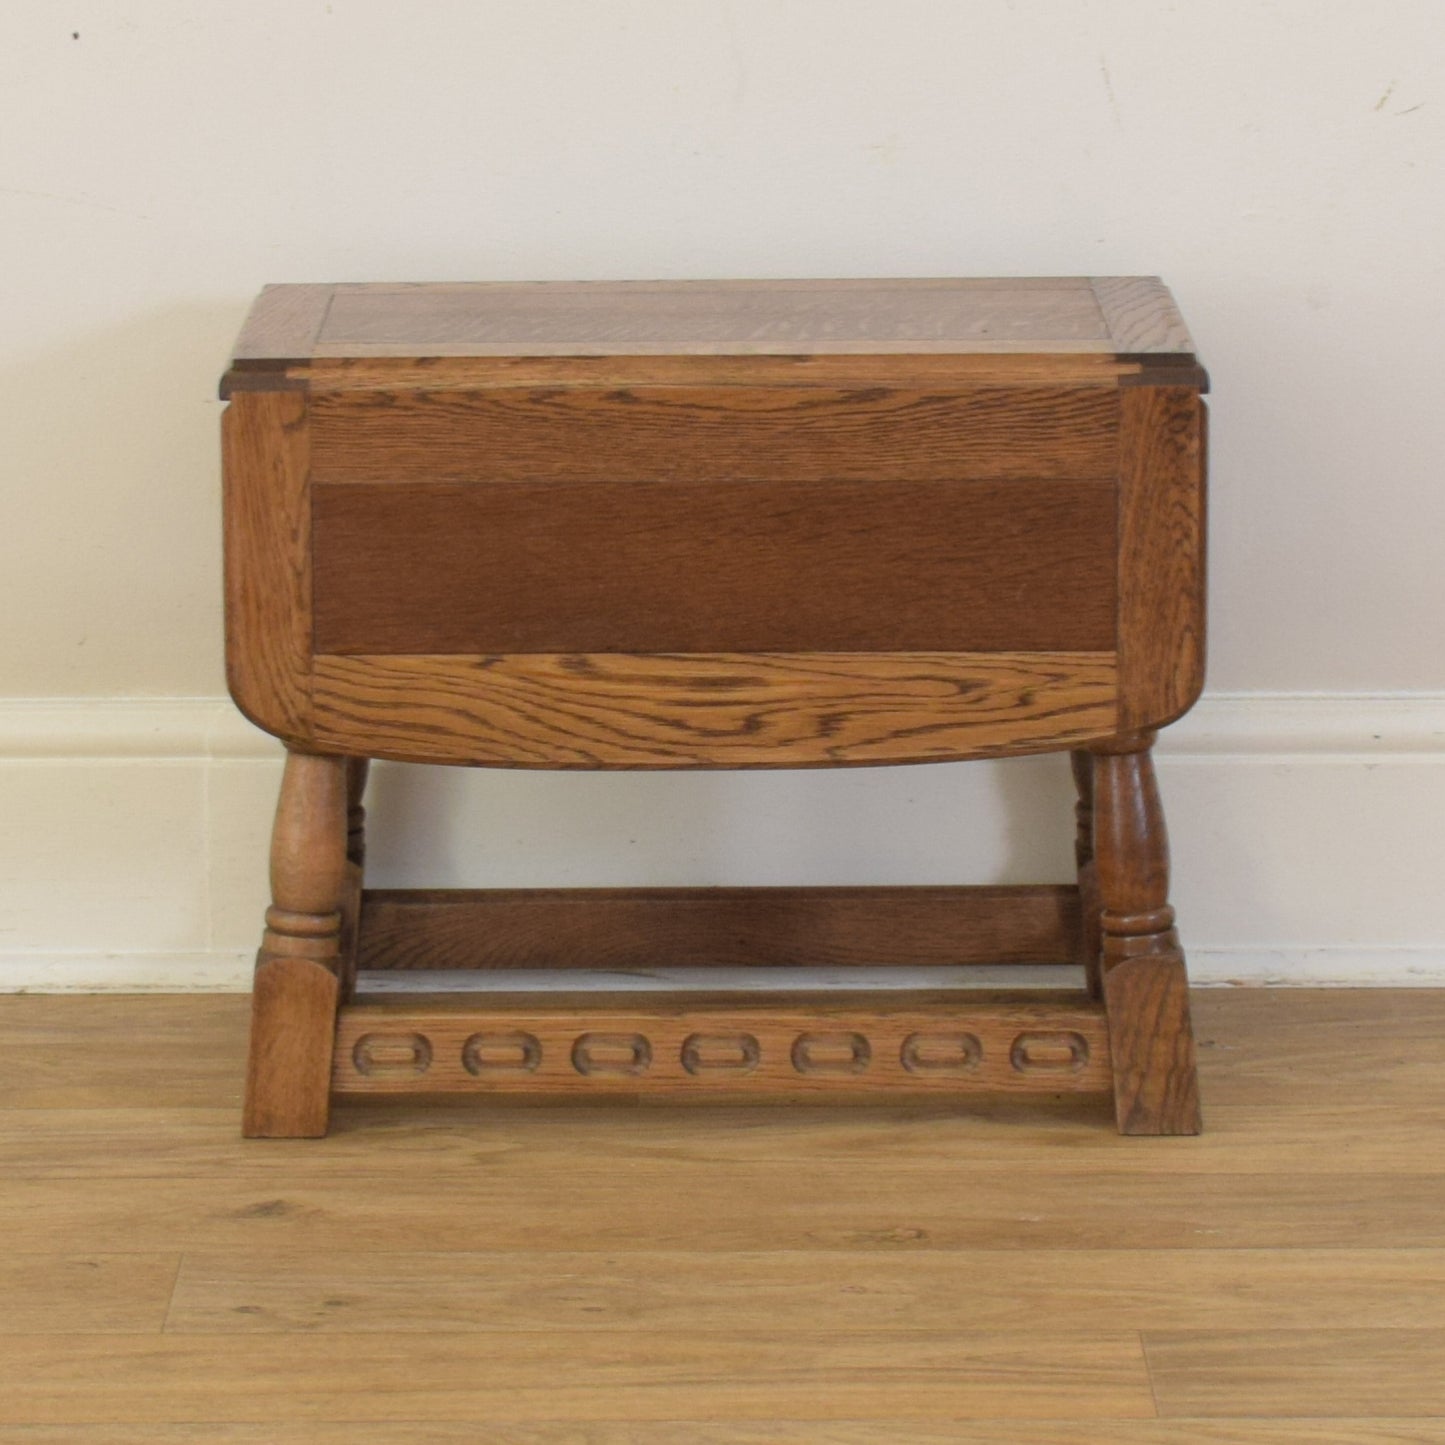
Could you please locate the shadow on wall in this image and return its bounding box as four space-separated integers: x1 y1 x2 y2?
362 751 1080 891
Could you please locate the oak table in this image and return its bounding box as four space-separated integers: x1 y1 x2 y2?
221 277 1207 1138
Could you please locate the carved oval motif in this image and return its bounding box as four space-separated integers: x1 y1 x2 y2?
572 1032 652 1077
352 1031 432 1079
681 1032 761 1076
1009 1030 1090 1074
791 1031 871 1076
462 1031 542 1076
900 1031 982 1075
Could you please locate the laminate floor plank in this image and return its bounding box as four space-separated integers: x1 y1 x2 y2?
5 1169 1444 1253
0 995 246 1109
0 1422 1440 1444
0 1254 179 1333
1146 1329 1445 1417
1193 988 1445 1102
165 1247 1445 1335
0 1332 1154 1425
4 1095 1443 1177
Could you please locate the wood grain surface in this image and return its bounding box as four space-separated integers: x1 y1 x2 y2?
1116 387 1207 731
315 277 1117 355
310 651 1120 767
229 284 334 363
225 278 1198 363
1144 1330 1445 1418
301 351 1159 392
1071 748 1105 998
311 476 1117 655
1091 736 1201 1135
242 751 349 1139
1090 277 1198 355
0 1331 1155 1425
307 384 1120 484
0 1255 178 1334
164 1247 1445 1335
331 991 1112 1096
0 1424 1433 1445
11 1126 1445 1242
221 392 312 743
1 990 1443 1434
354 884 1085 972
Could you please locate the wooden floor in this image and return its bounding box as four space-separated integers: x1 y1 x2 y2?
1 989 1443 1439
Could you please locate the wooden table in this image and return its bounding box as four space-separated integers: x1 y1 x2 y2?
221 277 1207 1138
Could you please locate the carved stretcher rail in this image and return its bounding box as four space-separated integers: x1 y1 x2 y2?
331 992 1112 1096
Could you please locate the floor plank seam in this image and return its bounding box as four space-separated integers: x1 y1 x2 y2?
1140 1329 1167 1419
159 1253 187 1334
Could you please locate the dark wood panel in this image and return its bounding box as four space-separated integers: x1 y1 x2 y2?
310 651 1119 768
308 385 1120 484
221 392 313 742
312 478 1117 655
356 885 1085 972
1116 388 1207 731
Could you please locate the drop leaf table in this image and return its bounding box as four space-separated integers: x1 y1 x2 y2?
221 277 1207 1138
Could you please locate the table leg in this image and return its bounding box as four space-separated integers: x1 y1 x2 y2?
1091 733 1202 1135
337 758 370 1004
1070 749 1104 999
242 749 349 1138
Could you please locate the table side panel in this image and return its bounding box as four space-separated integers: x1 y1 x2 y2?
307 385 1120 484
222 392 314 743
1116 387 1207 731
224 375 1144 760
311 477 1117 655
309 651 1119 768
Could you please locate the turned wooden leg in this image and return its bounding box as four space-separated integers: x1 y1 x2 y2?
1070 749 1104 1000
243 749 349 1138
1091 733 1202 1136
337 758 370 1004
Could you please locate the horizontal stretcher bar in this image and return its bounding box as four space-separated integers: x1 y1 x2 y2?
332 991 1110 1097
355 884 1085 972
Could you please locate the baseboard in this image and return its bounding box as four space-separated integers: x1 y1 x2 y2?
2 693 1442 992
1 952 255 993
4 948 1443 994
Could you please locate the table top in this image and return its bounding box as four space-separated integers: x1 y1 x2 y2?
224 277 1204 391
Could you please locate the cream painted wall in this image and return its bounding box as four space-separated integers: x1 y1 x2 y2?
2 1 1444 986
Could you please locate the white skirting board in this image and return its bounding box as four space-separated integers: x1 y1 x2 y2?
1 694 1442 992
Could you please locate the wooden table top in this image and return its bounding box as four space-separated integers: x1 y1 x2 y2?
224 277 1204 392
